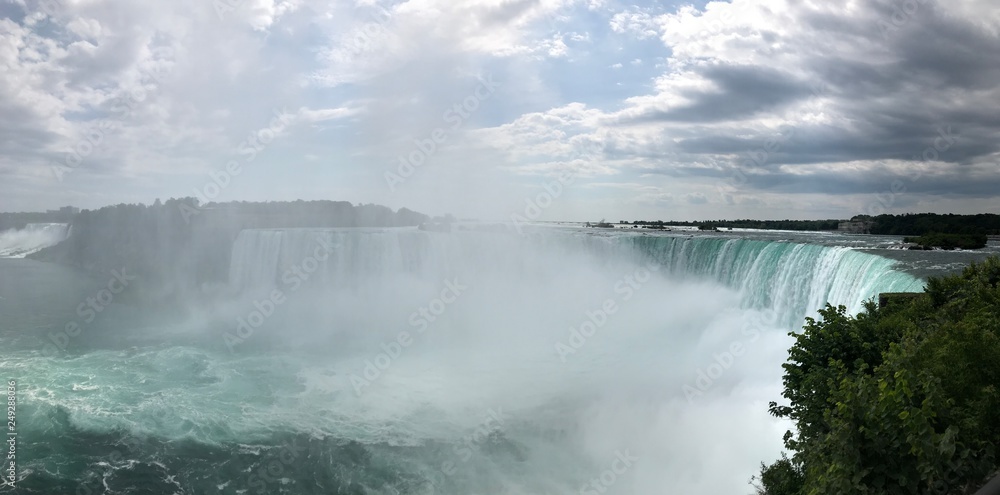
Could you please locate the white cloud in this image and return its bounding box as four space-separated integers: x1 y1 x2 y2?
2 0 1000 221
609 9 659 39
65 17 102 40
470 0 1000 219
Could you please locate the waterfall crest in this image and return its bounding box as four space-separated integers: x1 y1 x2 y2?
228 228 924 324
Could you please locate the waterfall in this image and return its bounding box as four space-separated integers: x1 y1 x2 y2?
586 234 925 325
228 228 924 325
0 223 71 258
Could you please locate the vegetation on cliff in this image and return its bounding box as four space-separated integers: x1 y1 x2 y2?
903 233 988 250
864 213 1000 236
620 219 842 231
615 213 1000 237
756 257 1000 494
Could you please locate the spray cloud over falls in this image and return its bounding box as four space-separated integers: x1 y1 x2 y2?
0 219 931 494
162 226 924 494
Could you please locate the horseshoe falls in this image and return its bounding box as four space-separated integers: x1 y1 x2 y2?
228 229 923 324
1 227 926 495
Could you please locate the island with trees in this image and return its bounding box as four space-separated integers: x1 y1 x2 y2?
903 233 988 250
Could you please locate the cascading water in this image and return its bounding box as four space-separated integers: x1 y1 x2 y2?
580 233 925 325
207 226 928 493
0 223 70 257
2 226 929 495
228 228 924 324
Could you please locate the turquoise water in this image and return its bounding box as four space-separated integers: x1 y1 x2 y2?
0 228 939 494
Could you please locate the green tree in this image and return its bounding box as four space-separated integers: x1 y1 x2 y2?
758 258 1000 494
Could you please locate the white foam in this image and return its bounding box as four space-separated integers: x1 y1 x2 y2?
0 223 70 258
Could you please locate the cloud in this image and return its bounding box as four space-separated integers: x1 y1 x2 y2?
684 192 708 205
609 9 658 39
474 0 1000 217
1 0 999 221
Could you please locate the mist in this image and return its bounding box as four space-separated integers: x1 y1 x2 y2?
89 225 913 494
5 0 994 492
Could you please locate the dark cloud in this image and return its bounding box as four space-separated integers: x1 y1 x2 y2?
738 166 1000 199
0 3 26 23
625 64 812 123
618 0 1000 207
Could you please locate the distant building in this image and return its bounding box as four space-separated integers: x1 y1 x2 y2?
838 221 872 234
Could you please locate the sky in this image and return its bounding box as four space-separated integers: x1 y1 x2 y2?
1 0 999 221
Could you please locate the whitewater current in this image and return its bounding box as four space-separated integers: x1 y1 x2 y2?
0 223 70 258
0 227 925 494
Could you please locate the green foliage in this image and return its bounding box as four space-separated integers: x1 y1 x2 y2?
753 453 804 495
608 213 1000 236
926 257 1000 309
769 302 910 448
634 219 842 231
870 213 1000 236
904 233 987 250
757 257 1000 495
807 351 985 495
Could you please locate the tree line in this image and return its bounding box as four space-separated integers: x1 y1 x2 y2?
862 213 1000 236
618 219 843 231
27 198 430 303
615 213 1000 236
0 207 77 231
